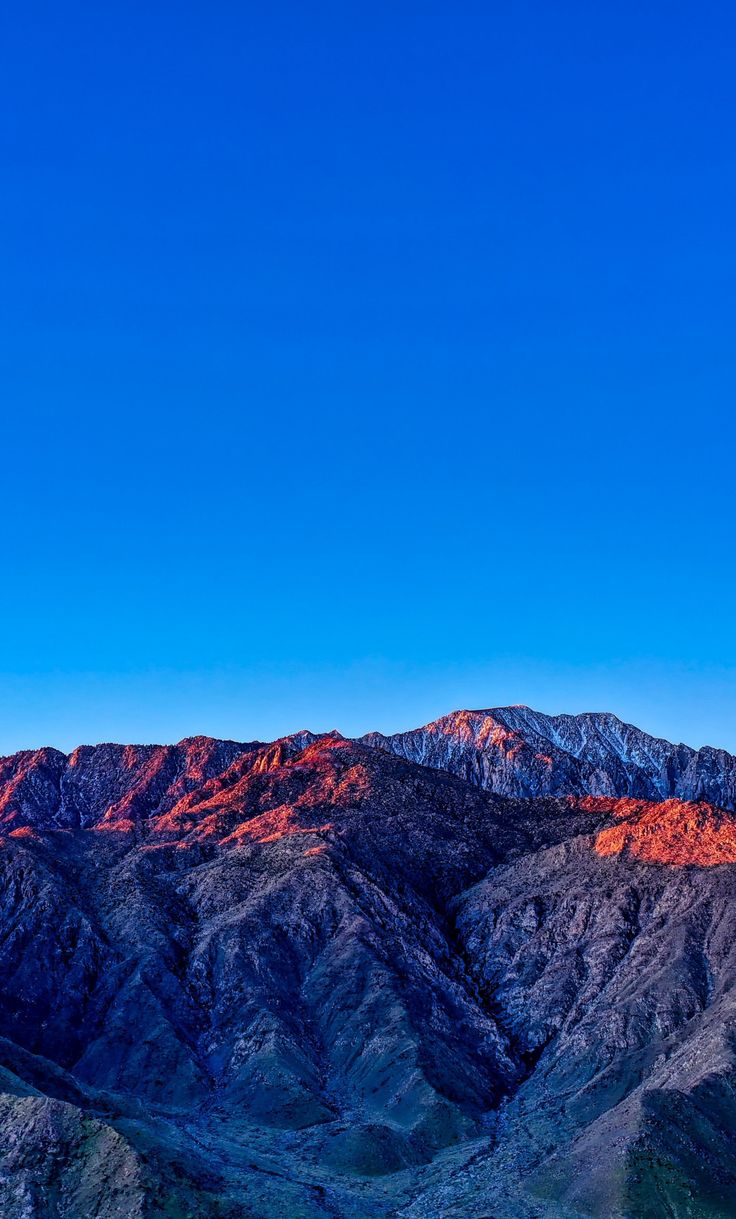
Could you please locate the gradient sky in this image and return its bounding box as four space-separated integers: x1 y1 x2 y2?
2 1 735 753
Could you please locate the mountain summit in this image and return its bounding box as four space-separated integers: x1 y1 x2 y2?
364 705 736 807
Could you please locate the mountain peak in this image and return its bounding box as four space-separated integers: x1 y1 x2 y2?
362 705 736 808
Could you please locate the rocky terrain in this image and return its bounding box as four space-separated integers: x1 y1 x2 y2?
0 710 735 1216
364 705 736 807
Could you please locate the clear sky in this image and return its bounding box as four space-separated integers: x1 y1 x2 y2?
2 1 735 753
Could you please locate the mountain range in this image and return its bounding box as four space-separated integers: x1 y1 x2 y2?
364 705 736 807
1 707 736 1217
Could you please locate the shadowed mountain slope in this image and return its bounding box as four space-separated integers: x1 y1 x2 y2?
0 720 735 1215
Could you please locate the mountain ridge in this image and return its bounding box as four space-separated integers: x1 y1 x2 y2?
362 704 736 808
4 704 736 825
1 710 736 1215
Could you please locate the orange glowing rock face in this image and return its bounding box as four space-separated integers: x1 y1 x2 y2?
0 734 364 851
148 737 368 848
433 711 526 758
219 809 334 847
0 748 61 830
578 796 736 866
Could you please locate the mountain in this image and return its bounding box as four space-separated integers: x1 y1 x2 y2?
0 714 735 1216
363 704 736 807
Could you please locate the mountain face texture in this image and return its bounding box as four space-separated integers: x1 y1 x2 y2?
364 705 736 807
0 710 736 1216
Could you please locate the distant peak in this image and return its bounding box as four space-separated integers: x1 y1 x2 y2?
360 705 736 810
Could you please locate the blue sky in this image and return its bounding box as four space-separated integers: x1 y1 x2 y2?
2 1 735 752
